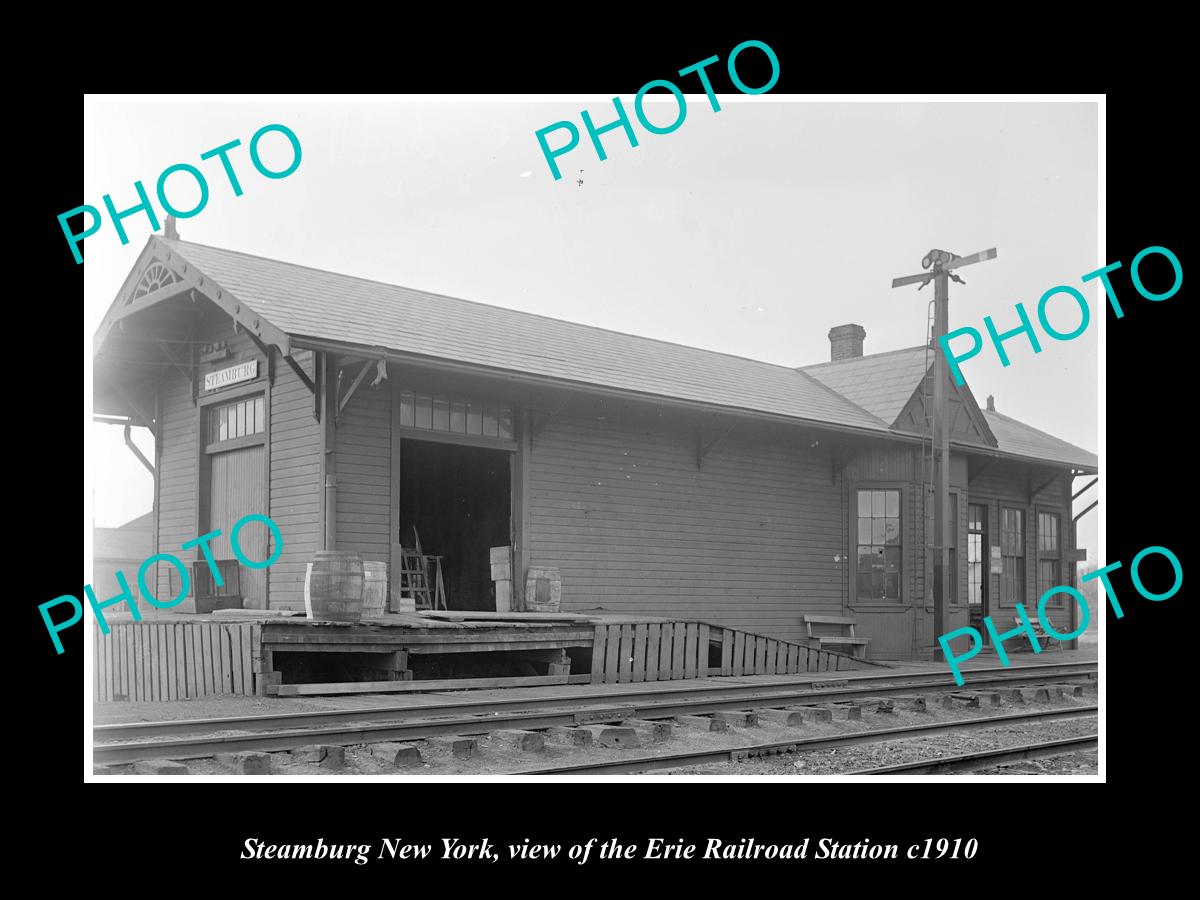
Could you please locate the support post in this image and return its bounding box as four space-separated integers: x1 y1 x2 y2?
933 268 950 645
321 353 338 550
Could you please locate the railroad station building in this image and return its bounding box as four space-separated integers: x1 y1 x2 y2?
94 232 1098 661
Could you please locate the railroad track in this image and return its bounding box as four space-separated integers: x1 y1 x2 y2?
516 708 1098 775
845 734 1098 775
93 661 1096 767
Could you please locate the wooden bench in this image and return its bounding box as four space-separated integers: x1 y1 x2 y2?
803 615 869 659
1016 615 1065 653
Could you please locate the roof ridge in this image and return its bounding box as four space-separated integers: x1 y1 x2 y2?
801 344 929 369
159 237 830 377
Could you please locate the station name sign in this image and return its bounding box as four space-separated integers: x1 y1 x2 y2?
204 359 258 391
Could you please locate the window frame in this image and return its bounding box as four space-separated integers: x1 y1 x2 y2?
847 482 907 608
1036 506 1064 606
999 505 1027 608
966 500 989 613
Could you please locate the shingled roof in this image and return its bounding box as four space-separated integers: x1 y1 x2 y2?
97 236 1097 472
146 238 888 435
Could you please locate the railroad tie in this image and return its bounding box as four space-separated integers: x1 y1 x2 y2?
133 759 190 775
890 695 929 712
675 715 727 733
426 736 479 759
288 745 346 770
370 742 424 768
579 725 641 748
788 706 833 723
754 708 804 727
491 730 546 752
620 719 673 743
216 751 271 775
546 726 595 746
711 710 759 728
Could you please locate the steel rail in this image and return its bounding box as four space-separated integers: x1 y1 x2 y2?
514 708 1098 776
845 734 1098 775
95 661 1097 742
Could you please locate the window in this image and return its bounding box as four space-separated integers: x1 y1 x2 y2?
1000 507 1026 606
398 390 514 440
967 503 988 610
209 395 265 444
1038 511 1062 603
856 489 902 601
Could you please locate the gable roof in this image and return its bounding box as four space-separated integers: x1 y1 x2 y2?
802 345 932 423
132 237 888 435
96 236 1097 472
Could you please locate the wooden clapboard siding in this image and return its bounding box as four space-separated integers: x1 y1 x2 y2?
269 350 321 611
528 410 844 645
155 366 198 605
335 376 391 564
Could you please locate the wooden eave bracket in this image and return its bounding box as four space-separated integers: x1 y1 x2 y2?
335 358 385 426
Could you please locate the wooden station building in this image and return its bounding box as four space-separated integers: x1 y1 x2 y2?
93 232 1097 687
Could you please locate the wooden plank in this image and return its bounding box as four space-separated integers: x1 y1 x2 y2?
603 624 620 684
617 625 634 683
786 643 797 674
161 624 173 701
184 624 196 700
229 626 244 695
148 624 159 701
92 627 102 703
248 624 262 696
220 625 234 694
764 639 776 675
754 636 766 675
697 624 709 678
632 624 647 683
732 631 744 676
671 623 686 679
405 639 594 655
684 623 698 679
720 628 733 676
200 624 213 696
134 625 145 702
118 625 128 701
273 674 571 696
261 628 595 646
657 623 673 681
590 625 607 684
645 624 660 682
173 625 185 700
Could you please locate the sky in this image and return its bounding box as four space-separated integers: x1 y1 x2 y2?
84 96 1099 555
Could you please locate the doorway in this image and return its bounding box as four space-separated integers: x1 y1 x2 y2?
398 439 512 610
203 392 268 607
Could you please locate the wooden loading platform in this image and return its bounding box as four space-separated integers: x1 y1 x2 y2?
91 610 868 704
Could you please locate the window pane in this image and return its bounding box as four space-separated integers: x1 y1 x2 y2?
432 395 450 431
858 549 875 572
450 398 466 433
884 547 901 572
498 407 513 440
857 492 871 517
236 401 246 438
482 403 498 438
885 490 899 518
858 520 872 544
884 519 900 545
219 406 228 441
872 491 885 517
466 400 482 435
856 573 874 599
872 520 886 544
885 574 899 599
415 393 432 429
399 391 415 427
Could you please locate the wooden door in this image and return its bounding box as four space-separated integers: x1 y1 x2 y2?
209 445 267 607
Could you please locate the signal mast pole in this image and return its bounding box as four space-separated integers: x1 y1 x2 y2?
892 247 997 651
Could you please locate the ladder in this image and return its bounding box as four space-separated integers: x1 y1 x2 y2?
399 548 433 609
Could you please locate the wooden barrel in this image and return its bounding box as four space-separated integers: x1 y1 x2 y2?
304 551 364 622
362 561 388 618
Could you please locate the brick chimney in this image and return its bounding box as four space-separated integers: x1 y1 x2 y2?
986 395 995 411
164 215 179 240
828 324 866 361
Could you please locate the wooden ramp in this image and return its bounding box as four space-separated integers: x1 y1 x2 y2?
588 621 858 685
